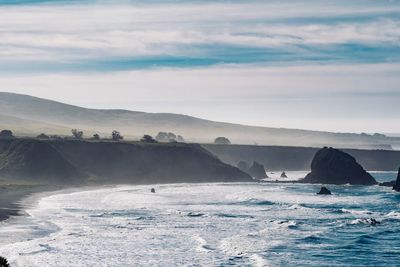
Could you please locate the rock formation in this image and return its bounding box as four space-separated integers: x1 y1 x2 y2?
237 161 250 172
248 161 267 179
280 171 287 178
317 187 331 195
393 168 400 192
300 147 377 185
379 181 396 187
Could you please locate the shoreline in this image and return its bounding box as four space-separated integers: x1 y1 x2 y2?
0 184 125 223
0 184 63 222
1 170 396 223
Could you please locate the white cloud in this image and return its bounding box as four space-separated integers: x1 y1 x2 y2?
0 1 399 61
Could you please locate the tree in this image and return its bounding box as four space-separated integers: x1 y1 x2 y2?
0 256 10 267
37 133 49 139
167 132 177 141
156 132 185 143
71 129 84 139
214 137 231 145
176 135 185 143
0 130 13 139
92 133 100 140
141 134 157 143
112 130 123 141
156 132 169 142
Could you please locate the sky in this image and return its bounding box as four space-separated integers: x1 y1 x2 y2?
0 0 399 133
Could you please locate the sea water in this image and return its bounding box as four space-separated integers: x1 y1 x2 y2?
0 171 399 266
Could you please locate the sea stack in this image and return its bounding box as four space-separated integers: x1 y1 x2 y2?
300 147 377 185
393 168 400 192
280 171 287 178
237 161 250 172
248 161 268 179
317 187 331 195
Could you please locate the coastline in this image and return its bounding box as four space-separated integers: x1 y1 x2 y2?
0 184 141 223
0 184 62 222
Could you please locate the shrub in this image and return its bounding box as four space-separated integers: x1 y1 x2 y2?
71 129 84 139
112 130 123 141
0 130 13 139
141 134 157 143
37 133 50 139
92 134 100 140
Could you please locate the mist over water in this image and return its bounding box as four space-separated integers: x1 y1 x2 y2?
0 172 399 266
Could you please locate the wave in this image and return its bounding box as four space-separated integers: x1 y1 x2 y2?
340 208 373 215
348 218 381 226
386 211 400 219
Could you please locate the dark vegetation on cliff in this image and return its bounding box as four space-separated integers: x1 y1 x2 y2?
300 147 377 185
0 139 252 185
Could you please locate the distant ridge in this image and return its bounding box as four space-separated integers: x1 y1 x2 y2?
0 92 399 149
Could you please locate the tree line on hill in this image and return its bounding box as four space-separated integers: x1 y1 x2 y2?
0 129 232 145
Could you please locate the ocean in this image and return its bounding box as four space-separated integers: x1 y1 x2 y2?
0 171 399 266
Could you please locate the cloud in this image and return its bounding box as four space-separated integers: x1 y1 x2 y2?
0 0 399 132
0 0 399 70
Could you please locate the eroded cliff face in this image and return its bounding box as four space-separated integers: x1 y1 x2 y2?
300 147 377 185
0 139 251 185
0 139 80 184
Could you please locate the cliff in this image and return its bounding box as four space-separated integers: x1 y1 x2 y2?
202 144 400 171
0 139 252 185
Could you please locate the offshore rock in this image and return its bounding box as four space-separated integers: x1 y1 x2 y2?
393 168 400 192
301 147 377 185
317 187 331 195
248 161 267 179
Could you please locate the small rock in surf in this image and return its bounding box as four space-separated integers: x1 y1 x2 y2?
317 187 331 195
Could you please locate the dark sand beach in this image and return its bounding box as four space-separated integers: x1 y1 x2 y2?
0 184 60 222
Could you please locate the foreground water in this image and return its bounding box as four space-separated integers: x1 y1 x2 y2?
0 171 399 266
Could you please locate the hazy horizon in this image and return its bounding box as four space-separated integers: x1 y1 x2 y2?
0 0 399 133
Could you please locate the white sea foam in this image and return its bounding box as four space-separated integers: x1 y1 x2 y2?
0 179 398 266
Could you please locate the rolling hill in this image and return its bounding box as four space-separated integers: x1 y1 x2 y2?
0 92 399 149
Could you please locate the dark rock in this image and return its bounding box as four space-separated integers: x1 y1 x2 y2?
280 171 287 178
369 218 381 226
151 188 156 193
300 147 377 185
248 161 267 179
360 218 381 226
237 161 250 172
379 181 396 187
393 168 400 192
317 186 331 195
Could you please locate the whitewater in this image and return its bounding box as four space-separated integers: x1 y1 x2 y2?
0 171 399 266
